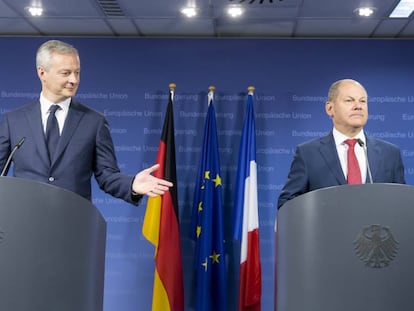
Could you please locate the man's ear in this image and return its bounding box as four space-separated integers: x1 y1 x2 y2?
325 101 333 118
37 66 45 80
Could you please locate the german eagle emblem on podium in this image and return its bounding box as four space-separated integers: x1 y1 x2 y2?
353 224 399 268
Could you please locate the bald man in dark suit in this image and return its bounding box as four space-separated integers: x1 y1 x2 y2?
278 79 405 209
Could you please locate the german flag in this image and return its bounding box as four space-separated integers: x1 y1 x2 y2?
142 84 184 311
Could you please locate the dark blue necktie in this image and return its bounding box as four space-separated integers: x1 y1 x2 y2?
46 104 61 162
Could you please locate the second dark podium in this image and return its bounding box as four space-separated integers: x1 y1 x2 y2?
276 183 414 311
0 177 106 311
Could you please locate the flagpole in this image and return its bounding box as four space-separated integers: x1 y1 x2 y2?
208 86 215 105
169 83 176 98
232 86 262 311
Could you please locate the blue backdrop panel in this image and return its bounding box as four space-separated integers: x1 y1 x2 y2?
1 37 414 311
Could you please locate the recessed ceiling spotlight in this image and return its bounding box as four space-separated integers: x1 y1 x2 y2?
181 6 197 18
354 7 375 17
26 6 43 17
228 6 244 18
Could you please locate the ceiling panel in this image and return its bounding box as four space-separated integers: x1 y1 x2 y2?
399 19 414 37
31 18 113 35
218 19 295 37
136 18 216 36
107 18 140 36
117 0 184 16
296 19 382 37
0 18 38 34
300 0 386 17
373 19 410 37
0 1 18 16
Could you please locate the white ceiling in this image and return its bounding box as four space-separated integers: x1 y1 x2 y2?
0 0 413 38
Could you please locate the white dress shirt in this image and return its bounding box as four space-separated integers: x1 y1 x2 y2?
332 127 367 183
40 93 71 135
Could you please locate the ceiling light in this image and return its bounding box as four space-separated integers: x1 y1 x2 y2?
228 6 243 18
181 6 197 18
26 6 43 16
354 7 375 17
389 0 414 18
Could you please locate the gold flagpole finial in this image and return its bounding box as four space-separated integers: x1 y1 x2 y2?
247 86 255 93
207 86 215 105
169 83 176 91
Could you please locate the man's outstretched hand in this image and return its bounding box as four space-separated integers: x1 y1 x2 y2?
132 164 173 197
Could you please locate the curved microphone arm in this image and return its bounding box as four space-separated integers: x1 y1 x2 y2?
1 137 26 177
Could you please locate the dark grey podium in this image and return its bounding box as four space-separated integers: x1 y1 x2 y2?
276 183 414 311
0 177 106 311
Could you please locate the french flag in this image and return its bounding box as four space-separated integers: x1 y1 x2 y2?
233 88 262 311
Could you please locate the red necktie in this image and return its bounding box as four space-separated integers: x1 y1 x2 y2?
345 139 362 184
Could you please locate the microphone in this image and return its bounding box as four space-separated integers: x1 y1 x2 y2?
1 137 25 177
357 138 373 184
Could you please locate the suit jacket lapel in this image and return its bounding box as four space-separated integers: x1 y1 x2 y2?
52 100 85 166
365 137 380 182
24 102 50 168
319 133 347 184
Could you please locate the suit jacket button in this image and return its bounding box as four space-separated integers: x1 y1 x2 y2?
48 176 55 182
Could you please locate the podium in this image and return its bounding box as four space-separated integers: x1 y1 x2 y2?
276 183 414 311
0 177 106 311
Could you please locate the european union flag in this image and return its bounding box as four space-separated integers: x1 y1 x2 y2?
190 90 227 311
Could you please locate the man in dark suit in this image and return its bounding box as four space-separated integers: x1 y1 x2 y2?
278 79 405 209
0 39 172 204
